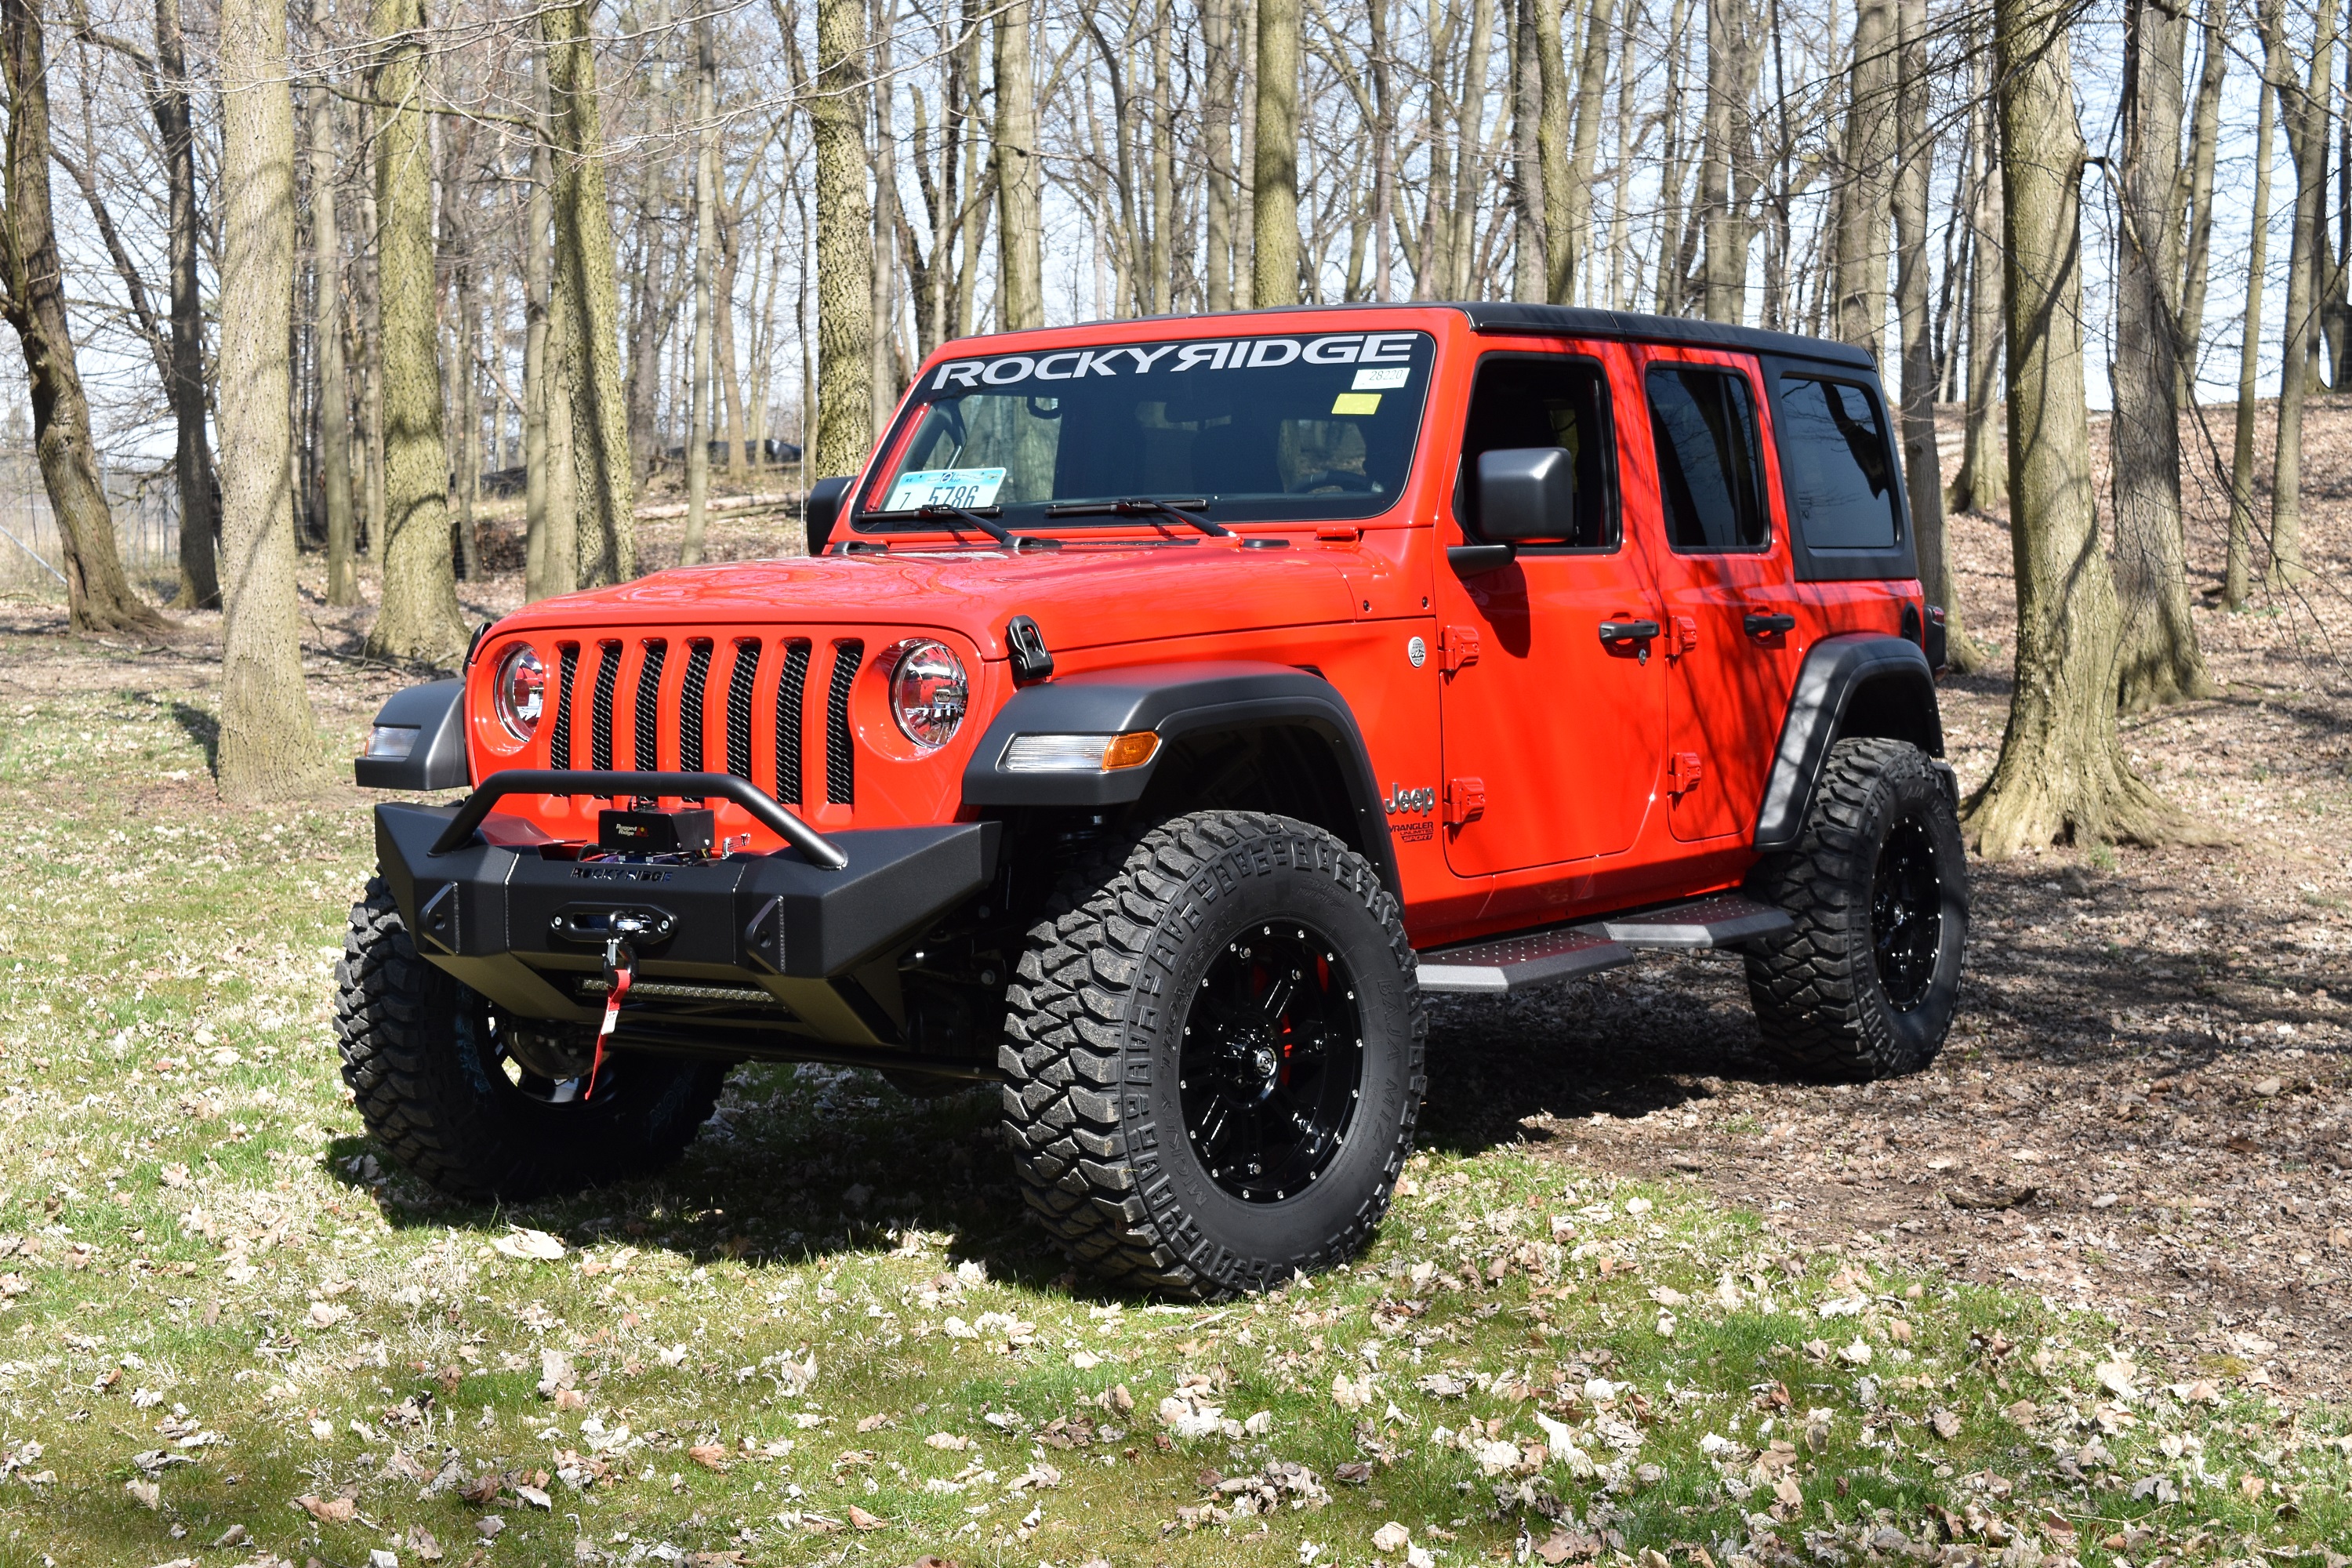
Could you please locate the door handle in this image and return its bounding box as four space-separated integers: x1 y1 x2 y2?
1742 612 1796 637
1597 619 1661 646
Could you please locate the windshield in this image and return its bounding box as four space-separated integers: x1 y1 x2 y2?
860 330 1436 531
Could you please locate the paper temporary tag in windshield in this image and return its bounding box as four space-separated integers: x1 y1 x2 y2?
1352 366 1412 390
1331 393 1382 416
884 466 1006 512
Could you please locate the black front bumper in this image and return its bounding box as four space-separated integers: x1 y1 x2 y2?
375 802 1000 1052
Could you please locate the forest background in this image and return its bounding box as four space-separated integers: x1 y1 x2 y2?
0 0 2339 836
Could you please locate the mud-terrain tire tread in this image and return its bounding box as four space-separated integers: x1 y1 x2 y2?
1743 736 1968 1081
998 811 1425 1298
335 877 726 1200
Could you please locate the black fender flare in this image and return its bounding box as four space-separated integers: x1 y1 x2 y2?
1752 634 1943 850
960 659 1399 895
354 679 468 791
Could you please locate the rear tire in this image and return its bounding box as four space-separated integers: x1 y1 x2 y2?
334 877 728 1200
999 811 1425 1298
1744 737 1968 1080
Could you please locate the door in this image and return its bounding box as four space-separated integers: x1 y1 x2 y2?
1436 348 1667 877
1636 348 1803 842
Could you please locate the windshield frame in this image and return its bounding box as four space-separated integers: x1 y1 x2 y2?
851 327 1439 539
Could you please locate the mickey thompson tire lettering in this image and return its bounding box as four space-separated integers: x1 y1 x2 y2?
1743 737 1969 1081
999 811 1427 1298
334 877 727 1200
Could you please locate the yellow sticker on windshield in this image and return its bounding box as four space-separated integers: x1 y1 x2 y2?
1331 392 1382 416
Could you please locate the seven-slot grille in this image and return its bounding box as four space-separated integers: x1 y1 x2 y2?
543 633 866 810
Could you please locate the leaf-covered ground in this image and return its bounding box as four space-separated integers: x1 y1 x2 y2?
3 402 2352 1566
0 659 2342 1566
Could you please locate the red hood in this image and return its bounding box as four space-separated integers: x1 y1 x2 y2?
491 539 1368 662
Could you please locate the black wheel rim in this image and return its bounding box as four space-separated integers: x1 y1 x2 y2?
462 1003 604 1106
1178 921 1366 1203
1871 815 1944 1011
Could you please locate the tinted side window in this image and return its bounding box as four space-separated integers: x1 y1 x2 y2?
1454 356 1617 549
1777 376 1899 549
1646 366 1767 550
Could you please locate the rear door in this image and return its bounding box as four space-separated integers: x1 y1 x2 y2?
1436 344 1667 876
1635 347 1803 843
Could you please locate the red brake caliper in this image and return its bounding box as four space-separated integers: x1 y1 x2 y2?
590 937 633 1101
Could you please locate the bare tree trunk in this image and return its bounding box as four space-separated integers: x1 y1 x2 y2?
1563 0 1615 306
546 0 636 584
1652 0 1692 313
1449 0 1494 299
0 0 161 633
2176 0 2225 405
1893 0 1965 673
995 0 1043 331
363 0 465 666
2268 0 2336 589
522 54 573 602
1510 0 1545 300
1368 0 1395 299
1835 0 1895 356
717 207 747 481
1531 0 1570 300
2228 5 2284 612
157 0 219 609
1253 0 1301 304
360 110 385 563
217 0 324 797
2112 0 2209 710
309 0 355 608
1953 45 2006 517
1150 2 1175 313
869 0 902 422
1700 0 1742 321
815 0 876 474
1204 0 1236 310
683 9 717 568
1967 0 2174 856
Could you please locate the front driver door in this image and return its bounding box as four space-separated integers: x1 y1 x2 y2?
1436 346 1667 879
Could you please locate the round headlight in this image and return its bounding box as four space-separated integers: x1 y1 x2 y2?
889 639 967 750
493 643 547 742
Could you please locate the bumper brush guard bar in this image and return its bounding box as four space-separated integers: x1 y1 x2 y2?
428 769 851 869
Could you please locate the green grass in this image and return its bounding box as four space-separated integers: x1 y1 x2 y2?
0 659 2347 1567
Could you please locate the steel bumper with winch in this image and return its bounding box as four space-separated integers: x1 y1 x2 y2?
372 770 1000 1055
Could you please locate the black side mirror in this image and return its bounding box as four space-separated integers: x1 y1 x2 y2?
1475 447 1577 541
805 475 855 554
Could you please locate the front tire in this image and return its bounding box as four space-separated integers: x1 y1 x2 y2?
1000 812 1426 1298
1744 737 1969 1080
334 877 728 1200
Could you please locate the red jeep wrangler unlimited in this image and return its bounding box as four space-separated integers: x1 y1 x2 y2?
340 303 1965 1297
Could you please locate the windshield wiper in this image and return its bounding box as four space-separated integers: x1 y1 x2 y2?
1046 498 1231 538
877 503 1061 550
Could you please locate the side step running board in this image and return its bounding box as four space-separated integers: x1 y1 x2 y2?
1590 891 1794 949
1414 893 1794 996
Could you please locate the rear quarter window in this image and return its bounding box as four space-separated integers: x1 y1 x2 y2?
1776 376 1900 550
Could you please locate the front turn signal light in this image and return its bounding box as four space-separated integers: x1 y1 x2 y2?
1102 731 1159 770
1000 731 1160 774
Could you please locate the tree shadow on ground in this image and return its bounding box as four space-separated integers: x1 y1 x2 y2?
339 1065 1096 1296
166 698 219 771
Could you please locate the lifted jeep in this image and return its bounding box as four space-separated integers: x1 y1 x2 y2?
339 302 1966 1298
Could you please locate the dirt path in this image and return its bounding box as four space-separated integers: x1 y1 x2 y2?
1423 401 2352 1403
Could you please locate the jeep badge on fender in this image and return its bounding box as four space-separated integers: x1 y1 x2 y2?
339 302 1965 1301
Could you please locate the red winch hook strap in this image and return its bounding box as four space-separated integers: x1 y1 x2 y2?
590 938 633 1102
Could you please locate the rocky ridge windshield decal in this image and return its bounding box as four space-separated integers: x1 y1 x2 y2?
924 332 1422 391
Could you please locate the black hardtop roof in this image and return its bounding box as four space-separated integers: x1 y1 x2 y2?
1010 299 1878 373
1454 302 1878 372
